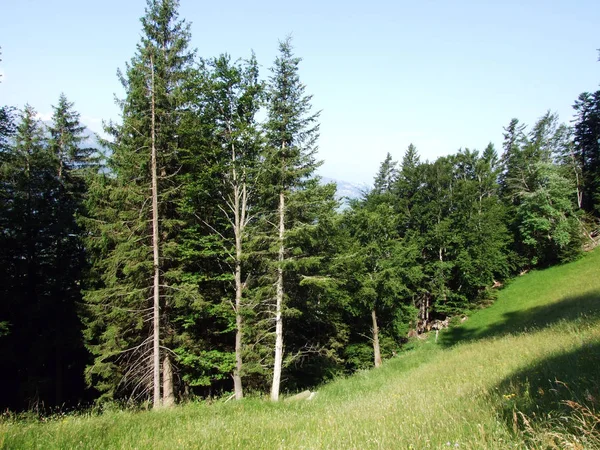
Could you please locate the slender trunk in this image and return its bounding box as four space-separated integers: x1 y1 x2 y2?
233 309 244 399
438 246 446 310
569 147 583 209
55 162 64 406
372 309 382 368
162 354 175 407
233 195 244 400
150 55 161 409
271 190 285 401
230 133 245 400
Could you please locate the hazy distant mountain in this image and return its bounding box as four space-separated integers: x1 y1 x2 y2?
321 176 370 204
80 127 105 150
41 121 106 152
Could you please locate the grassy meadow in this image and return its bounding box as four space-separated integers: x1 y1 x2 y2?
2 249 600 449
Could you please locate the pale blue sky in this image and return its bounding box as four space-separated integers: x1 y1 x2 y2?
1 0 598 183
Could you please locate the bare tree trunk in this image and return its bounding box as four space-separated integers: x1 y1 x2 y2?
150 55 161 409
162 354 175 407
569 146 583 209
233 313 244 399
233 216 244 400
230 135 246 400
271 190 285 401
372 309 382 368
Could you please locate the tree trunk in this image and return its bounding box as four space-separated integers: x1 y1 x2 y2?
233 230 244 400
162 354 175 407
150 55 161 409
271 190 285 401
55 332 63 405
231 137 245 400
372 308 382 368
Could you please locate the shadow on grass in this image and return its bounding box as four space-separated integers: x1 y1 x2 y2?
439 291 600 348
493 341 600 436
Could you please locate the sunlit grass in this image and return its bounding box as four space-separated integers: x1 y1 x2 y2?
2 249 600 449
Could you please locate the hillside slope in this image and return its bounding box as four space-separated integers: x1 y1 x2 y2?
2 250 600 449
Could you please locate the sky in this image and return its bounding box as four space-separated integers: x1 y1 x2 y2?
1 0 598 184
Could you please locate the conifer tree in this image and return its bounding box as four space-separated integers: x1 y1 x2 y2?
262 36 322 400
0 105 61 408
372 152 397 194
394 143 421 232
44 94 93 406
83 0 195 407
194 53 263 399
0 106 14 342
343 196 405 367
450 146 510 302
573 91 600 215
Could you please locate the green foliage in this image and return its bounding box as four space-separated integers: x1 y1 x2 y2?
573 90 600 215
0 99 91 410
516 163 583 265
394 145 511 320
175 348 235 387
240 36 345 392
2 0 594 412
82 0 198 402
174 52 265 394
500 112 583 268
372 152 397 194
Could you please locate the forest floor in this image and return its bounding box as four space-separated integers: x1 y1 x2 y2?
2 249 600 449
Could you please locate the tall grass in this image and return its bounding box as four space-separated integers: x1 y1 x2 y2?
2 249 600 449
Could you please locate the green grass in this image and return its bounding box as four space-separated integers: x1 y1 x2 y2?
3 250 600 449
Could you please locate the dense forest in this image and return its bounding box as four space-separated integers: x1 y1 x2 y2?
1 0 599 412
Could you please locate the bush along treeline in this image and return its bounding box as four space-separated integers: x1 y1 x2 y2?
1 0 599 412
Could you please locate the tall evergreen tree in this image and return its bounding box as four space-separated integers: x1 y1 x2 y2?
0 107 15 341
192 53 263 399
83 0 195 407
393 143 421 233
44 94 93 406
262 36 322 400
572 91 600 215
499 118 527 202
372 152 397 195
451 146 510 302
0 105 62 409
0 106 15 154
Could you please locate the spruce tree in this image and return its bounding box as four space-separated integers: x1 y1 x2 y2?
0 105 60 409
189 53 263 399
44 94 93 406
262 36 322 400
83 0 195 407
573 91 600 215
451 147 510 303
372 152 397 194
0 106 14 342
393 143 421 232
